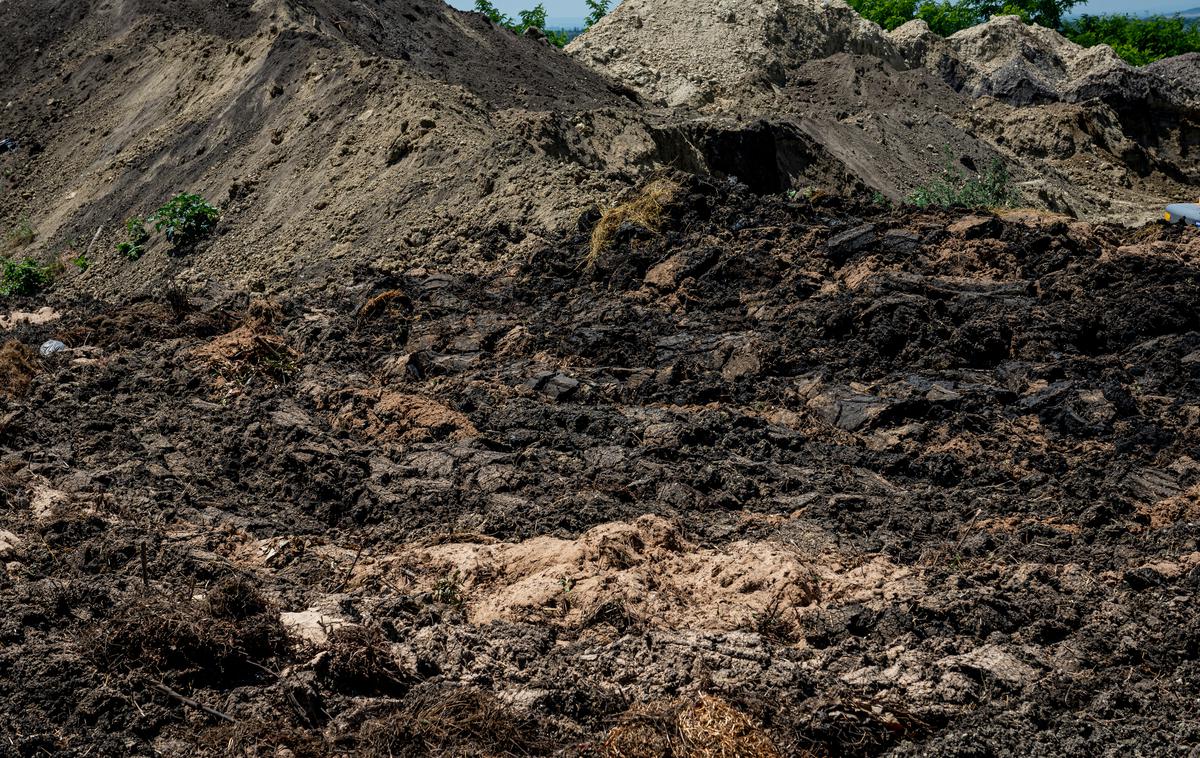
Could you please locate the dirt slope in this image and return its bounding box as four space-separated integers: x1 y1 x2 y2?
3 1 1200 756
0 0 659 298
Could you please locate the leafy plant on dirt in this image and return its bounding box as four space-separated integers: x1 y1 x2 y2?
432 570 465 607
908 151 1018 210
116 215 151 260
149 193 220 251
1 256 54 296
71 253 90 272
6 217 35 248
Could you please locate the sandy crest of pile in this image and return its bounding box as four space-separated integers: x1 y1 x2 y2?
567 0 902 107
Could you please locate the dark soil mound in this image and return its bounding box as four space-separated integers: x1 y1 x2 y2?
2 176 1198 754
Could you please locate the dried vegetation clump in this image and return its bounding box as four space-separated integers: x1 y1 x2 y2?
0 340 37 399
604 694 781 758
589 178 682 264
359 685 543 756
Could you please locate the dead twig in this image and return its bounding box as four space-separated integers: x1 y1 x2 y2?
153 682 237 724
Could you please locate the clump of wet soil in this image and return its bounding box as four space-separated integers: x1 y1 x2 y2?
1 175 1199 755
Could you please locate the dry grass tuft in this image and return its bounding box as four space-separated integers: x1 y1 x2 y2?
320 625 407 695
357 289 412 321
206 575 272 620
0 340 37 399
360 686 541 756
589 178 681 265
604 694 781 758
91 596 290 686
202 722 331 758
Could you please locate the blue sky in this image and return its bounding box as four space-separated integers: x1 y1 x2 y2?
447 1 1200 26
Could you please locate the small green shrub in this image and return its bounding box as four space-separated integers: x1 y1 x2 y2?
71 253 90 272
149 193 220 251
6 218 35 248
432 570 465 607
116 216 151 260
908 152 1018 210
1 257 54 297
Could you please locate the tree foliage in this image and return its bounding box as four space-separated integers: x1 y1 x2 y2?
1061 14 1200 66
474 1 569 46
585 0 610 28
847 0 1200 65
847 0 1079 36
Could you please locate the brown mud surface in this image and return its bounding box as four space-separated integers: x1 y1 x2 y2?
3 175 1200 755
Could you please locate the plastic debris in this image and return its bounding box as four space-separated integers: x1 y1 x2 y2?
39 339 66 357
1164 203 1200 227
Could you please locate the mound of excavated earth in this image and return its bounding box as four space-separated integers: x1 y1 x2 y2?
570 0 1200 223
2 174 1200 755
3 0 1200 755
0 0 666 298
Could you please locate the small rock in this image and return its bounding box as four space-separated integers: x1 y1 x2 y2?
1123 567 1164 591
644 253 688 289
0 529 21 558
541 373 579 400
826 224 877 261
281 610 349 646
947 215 1000 239
881 229 920 254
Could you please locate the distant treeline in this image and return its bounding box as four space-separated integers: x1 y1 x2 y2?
1061 14 1200 66
473 0 607 46
847 0 1200 64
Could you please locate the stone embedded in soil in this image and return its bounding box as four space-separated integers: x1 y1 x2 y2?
947 214 1001 239
280 609 351 647
826 223 878 261
527 371 581 400
0 530 21 558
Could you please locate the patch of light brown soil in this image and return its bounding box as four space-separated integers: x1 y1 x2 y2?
0 307 60 331
331 390 479 444
360 515 922 633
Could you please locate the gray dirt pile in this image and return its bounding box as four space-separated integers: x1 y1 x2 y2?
894 14 1199 112
0 0 660 298
566 0 902 108
570 3 1200 224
